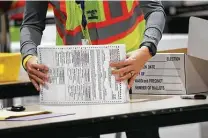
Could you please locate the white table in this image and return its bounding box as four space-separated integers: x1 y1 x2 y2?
0 94 208 137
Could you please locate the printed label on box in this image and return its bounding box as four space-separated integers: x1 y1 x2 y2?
132 54 186 95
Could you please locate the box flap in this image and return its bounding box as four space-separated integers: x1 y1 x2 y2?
188 17 208 60
158 48 187 53
157 34 188 53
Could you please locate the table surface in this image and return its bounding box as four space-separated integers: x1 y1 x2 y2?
1 94 208 130
1 68 208 137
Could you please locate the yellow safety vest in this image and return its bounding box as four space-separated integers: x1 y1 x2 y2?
50 0 146 53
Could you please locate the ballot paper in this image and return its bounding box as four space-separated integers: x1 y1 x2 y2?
37 45 129 105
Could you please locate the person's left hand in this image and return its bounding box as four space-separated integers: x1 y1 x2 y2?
110 46 152 89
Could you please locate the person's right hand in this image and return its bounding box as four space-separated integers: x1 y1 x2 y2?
25 56 49 91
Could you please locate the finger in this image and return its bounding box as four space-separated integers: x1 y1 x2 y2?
128 74 138 89
29 73 45 85
31 63 49 72
110 59 132 68
27 67 48 81
111 65 132 76
30 78 40 91
116 72 132 82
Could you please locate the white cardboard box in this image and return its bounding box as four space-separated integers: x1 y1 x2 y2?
132 17 208 95
132 53 208 94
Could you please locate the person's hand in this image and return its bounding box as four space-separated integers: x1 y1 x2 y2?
25 56 49 91
110 46 152 89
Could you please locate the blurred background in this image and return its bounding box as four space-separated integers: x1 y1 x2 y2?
1 1 208 138
3 1 208 53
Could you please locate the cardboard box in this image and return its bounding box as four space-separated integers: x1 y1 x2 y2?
132 17 208 95
132 53 208 94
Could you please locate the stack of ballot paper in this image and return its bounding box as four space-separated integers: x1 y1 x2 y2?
37 45 129 105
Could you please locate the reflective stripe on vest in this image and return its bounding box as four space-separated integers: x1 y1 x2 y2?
50 1 67 44
52 1 145 52
89 4 143 44
55 17 83 44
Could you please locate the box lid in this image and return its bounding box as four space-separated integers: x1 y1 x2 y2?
157 34 188 53
188 16 208 60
